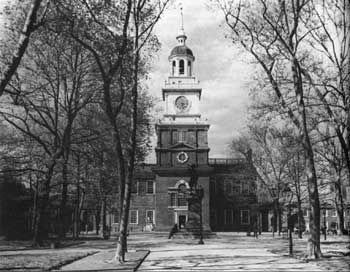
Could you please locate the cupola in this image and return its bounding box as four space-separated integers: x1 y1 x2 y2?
168 9 195 77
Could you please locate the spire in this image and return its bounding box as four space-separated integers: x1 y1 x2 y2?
176 6 187 45
180 6 184 31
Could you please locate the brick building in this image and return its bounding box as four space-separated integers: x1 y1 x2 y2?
109 26 259 234
106 26 350 236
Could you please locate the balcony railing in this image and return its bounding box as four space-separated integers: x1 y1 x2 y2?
208 158 246 165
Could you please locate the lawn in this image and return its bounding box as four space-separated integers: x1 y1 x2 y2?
269 235 350 271
0 250 97 271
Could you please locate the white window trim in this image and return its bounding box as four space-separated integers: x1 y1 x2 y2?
240 209 250 225
146 210 155 224
130 210 138 224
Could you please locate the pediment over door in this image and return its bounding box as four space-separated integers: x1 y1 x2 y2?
170 142 196 150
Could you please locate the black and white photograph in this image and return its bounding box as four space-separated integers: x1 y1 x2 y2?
0 0 349 271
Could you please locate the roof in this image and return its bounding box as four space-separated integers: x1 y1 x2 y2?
170 45 194 57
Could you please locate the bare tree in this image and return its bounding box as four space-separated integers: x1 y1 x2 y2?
0 0 47 96
302 0 350 185
54 0 169 262
216 0 321 258
0 25 95 245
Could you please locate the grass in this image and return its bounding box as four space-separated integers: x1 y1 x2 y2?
268 236 350 271
0 251 97 270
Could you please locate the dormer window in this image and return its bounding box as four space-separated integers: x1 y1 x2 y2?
179 59 184 75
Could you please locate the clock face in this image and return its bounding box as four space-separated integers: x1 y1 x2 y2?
175 96 189 112
177 152 189 164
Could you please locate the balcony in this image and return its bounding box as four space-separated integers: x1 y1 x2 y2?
208 158 246 165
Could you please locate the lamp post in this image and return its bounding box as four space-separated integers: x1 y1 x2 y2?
322 206 327 241
271 187 277 237
282 186 293 256
197 185 204 245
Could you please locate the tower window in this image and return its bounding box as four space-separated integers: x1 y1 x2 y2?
178 131 186 142
179 59 184 75
188 60 191 76
172 60 176 75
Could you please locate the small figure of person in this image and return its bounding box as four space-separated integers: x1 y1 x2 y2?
253 221 258 238
168 224 178 239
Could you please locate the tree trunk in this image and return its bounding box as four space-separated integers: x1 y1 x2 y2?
59 154 69 239
292 57 321 258
32 176 51 246
335 179 345 234
115 179 132 262
32 156 60 246
95 206 101 235
0 0 43 96
100 199 106 238
345 0 350 186
278 204 282 236
31 179 39 234
113 13 140 262
73 184 80 239
273 200 278 236
297 195 303 239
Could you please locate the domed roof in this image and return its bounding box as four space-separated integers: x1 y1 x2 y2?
170 45 194 57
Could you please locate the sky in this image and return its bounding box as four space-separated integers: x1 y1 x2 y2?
0 0 254 162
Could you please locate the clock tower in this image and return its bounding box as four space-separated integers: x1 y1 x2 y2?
154 26 210 168
153 22 213 232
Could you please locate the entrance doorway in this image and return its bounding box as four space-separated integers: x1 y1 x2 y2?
261 210 269 232
178 215 186 229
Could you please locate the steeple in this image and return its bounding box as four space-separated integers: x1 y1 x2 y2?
169 7 194 77
176 7 187 45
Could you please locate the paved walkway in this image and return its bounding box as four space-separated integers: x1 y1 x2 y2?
4 233 346 271
58 249 149 271
136 234 328 271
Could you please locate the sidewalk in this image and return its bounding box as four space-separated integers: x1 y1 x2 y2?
1 233 348 271
55 250 149 272
137 241 327 271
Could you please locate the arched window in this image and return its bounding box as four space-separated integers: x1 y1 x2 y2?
188 61 191 76
179 59 184 75
172 60 176 75
177 184 187 206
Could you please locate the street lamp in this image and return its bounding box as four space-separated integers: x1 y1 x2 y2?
282 186 294 256
271 187 278 237
197 185 204 245
322 204 327 241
